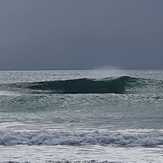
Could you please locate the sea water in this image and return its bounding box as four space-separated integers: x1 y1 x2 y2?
0 70 163 163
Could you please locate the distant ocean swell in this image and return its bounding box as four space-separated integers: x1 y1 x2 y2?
1 76 162 94
0 130 163 147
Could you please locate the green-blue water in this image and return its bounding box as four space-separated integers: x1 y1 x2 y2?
0 70 163 162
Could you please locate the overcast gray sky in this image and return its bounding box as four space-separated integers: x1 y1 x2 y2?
0 0 163 70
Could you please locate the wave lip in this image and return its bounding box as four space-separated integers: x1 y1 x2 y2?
0 130 163 147
5 76 138 94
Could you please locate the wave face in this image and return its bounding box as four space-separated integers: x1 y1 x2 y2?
0 130 163 147
4 76 140 94
1 75 163 94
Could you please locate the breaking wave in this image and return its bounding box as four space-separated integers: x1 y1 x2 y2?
0 129 163 147
1 76 142 94
1 75 163 94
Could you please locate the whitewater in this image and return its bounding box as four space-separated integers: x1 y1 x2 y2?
0 70 163 163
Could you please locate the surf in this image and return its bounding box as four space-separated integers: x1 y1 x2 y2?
2 76 138 94
1 75 162 94
0 129 163 147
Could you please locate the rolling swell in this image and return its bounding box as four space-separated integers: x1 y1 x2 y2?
9 76 139 94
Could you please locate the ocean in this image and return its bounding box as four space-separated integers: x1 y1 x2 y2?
0 69 163 163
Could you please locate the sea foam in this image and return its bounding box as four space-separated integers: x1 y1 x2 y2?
0 129 163 147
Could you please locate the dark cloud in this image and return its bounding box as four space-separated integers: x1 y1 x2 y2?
0 0 162 70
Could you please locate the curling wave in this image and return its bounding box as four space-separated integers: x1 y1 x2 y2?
4 76 140 94
1 75 162 94
0 129 163 147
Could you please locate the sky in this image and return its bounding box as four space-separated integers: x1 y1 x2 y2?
0 0 163 70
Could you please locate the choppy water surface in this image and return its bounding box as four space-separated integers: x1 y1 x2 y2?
0 70 163 162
